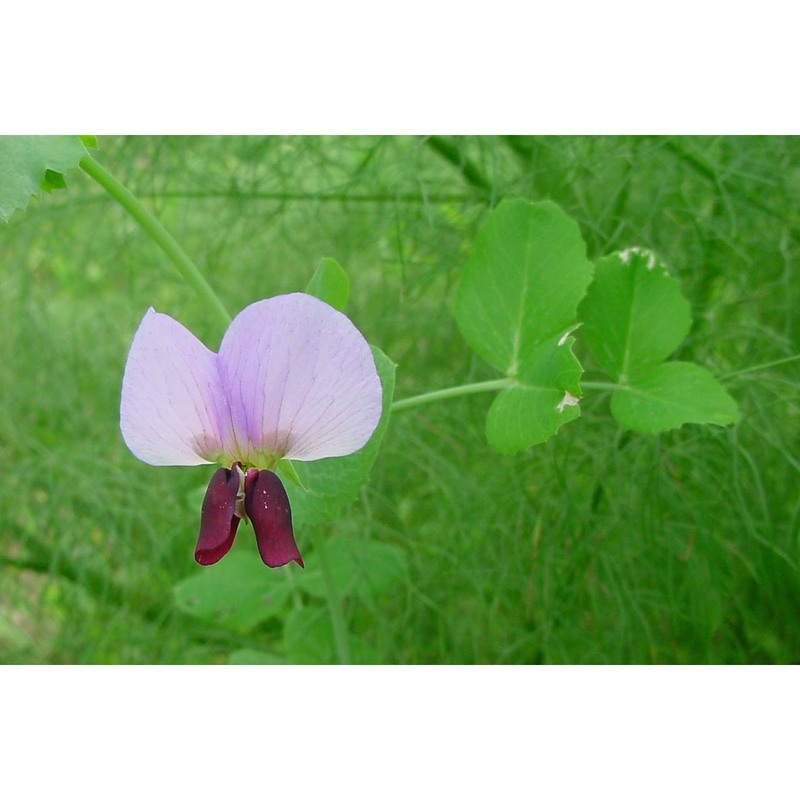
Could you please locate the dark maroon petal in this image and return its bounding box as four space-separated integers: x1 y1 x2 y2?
195 467 241 566
244 467 259 498
244 470 304 568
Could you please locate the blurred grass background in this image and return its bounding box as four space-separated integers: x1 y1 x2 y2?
0 135 798 664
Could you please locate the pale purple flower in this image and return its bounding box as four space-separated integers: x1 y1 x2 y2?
120 292 382 568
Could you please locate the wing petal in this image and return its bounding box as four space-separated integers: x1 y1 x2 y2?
120 308 227 466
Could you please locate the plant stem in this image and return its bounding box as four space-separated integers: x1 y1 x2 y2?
391 378 514 412
721 353 800 380
79 154 232 331
307 527 351 665
391 378 629 414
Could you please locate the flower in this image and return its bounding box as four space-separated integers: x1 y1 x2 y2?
120 292 383 567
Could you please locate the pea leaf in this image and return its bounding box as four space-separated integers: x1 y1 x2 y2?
578 247 739 433
285 346 395 528
173 550 291 631
486 334 583 453
610 362 741 434
0 135 88 221
578 248 692 382
293 534 408 601
455 199 593 452
306 257 350 311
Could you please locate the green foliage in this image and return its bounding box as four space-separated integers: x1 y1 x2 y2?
228 648 285 664
455 199 593 452
1 136 797 666
579 248 739 433
174 528 406 663
456 199 592 376
41 169 67 193
282 607 338 664
0 135 87 221
578 249 691 381
294 535 408 602
485 333 582 452
306 256 350 311
283 606 380 664
173 550 292 631
609 362 741 433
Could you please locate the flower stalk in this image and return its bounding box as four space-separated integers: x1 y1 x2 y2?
391 378 514 412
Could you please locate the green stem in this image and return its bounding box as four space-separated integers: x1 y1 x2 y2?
307 527 351 665
391 378 629 414
721 353 800 380
391 378 514 412
79 154 232 331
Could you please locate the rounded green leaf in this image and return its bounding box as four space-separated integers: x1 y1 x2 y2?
0 136 87 221
173 550 291 631
293 535 408 601
455 198 593 378
610 361 741 434
578 248 692 382
455 199 592 454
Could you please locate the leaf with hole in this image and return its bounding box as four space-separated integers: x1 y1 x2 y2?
455 199 593 452
485 334 583 453
0 136 88 221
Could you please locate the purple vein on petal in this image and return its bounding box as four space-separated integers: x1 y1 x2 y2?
260 313 292 456
273 322 322 456
284 363 382 460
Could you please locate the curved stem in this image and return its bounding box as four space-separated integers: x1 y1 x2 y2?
79 154 232 331
391 378 514 412
307 527 351 665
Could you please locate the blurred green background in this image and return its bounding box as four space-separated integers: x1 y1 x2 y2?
1 135 798 664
